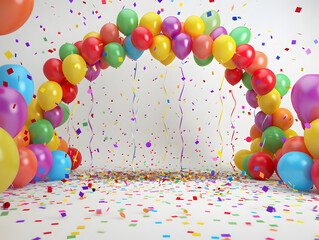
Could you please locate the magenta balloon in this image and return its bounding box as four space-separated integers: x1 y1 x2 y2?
291 74 319 124
210 26 228 41
172 33 192 60
255 111 272 132
246 89 258 108
27 144 53 181
161 16 181 39
0 86 28 137
85 62 101 82
43 105 64 128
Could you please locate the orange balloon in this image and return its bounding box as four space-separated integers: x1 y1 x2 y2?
250 124 262 140
281 136 311 156
12 147 37 187
0 0 34 35
244 51 268 75
272 108 294 131
57 138 68 153
192 34 213 60
14 125 30 147
180 22 185 33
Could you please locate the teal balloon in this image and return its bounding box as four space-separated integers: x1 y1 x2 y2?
194 54 214 67
242 153 253 177
116 9 138 36
59 103 70 127
275 73 291 97
229 26 251 46
47 150 72 180
103 43 125 68
29 119 54 144
125 35 143 60
200 10 220 35
242 72 252 90
59 43 79 61
262 126 286 153
277 152 313 191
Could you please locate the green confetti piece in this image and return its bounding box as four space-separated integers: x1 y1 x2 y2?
213 219 221 222
228 222 237 225
1 211 9 216
83 122 88 127
256 220 264 223
101 221 108 223
129 224 137 227
67 236 76 239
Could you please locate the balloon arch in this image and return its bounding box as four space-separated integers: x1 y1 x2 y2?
1 9 319 194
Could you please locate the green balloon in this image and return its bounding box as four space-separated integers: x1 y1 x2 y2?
242 153 253 177
59 43 79 61
262 126 286 153
242 72 252 90
29 119 54 144
200 10 220 35
103 43 125 68
275 73 291 97
229 26 251 46
116 9 138 36
59 103 70 127
194 54 214 67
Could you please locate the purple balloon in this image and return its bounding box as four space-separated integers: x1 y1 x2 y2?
27 144 53 181
43 105 64 128
255 111 272 132
85 62 101 82
210 26 228 41
0 86 28 137
161 16 181 39
246 89 258 108
172 33 192 60
291 74 319 124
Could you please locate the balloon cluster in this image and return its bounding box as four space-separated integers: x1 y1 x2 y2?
0 8 319 193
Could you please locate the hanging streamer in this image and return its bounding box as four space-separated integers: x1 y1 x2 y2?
217 73 225 170
229 90 237 172
88 84 94 174
162 68 169 161
179 67 186 172
131 63 138 171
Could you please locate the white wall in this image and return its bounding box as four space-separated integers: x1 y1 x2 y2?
1 0 318 172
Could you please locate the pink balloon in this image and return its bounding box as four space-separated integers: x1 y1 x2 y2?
172 33 192 60
43 105 64 129
85 62 101 82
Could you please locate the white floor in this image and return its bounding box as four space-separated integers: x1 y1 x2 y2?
0 172 318 240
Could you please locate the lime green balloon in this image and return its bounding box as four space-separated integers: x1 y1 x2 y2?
194 54 214 67
59 43 79 61
59 103 70 127
275 73 291 97
242 153 253 177
262 126 286 153
200 10 220 35
103 43 125 68
242 72 252 90
29 119 54 144
116 9 138 36
229 26 251 46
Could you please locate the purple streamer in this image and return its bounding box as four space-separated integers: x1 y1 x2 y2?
179 67 186 172
88 84 94 173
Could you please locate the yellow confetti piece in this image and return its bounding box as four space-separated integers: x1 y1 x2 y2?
93 65 97 71
63 198 68 202
132 88 135 92
98 231 105 233
259 172 264 179
192 233 201 236
77 226 85 229
296 221 304 223
179 3 183 6
218 150 222 158
301 68 304 71
39 88 46 93
242 3 247 7
183 209 188 213
71 232 79 235
182 222 189 225
118 57 123 62
4 51 13 59
197 222 204 225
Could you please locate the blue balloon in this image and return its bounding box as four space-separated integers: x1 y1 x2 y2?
125 35 143 60
277 151 313 191
47 150 71 180
0 64 34 105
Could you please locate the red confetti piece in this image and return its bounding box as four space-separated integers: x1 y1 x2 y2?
295 7 302 13
7 68 14 75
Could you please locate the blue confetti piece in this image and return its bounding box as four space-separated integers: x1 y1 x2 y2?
207 11 212 17
38 167 45 174
232 16 237 21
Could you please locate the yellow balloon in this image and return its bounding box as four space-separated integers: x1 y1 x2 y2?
257 89 281 115
234 149 251 171
304 119 319 159
0 128 19 194
140 12 162 36
250 137 274 158
212 35 236 63
184 15 205 38
222 59 236 69
37 81 63 111
62 54 87 85
284 129 298 139
161 50 176 66
83 32 101 41
150 35 171 61
46 131 60 151
25 99 43 128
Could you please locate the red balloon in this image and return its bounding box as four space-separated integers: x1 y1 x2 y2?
232 44 255 69
100 23 120 45
131 26 153 51
192 34 213 60
274 148 283 176
43 58 65 83
74 40 83 56
99 56 110 70
61 81 78 104
281 136 311 156
81 37 104 65
251 68 276 95
311 159 319 191
225 68 243 86
67 147 82 170
12 147 37 187
248 152 274 180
